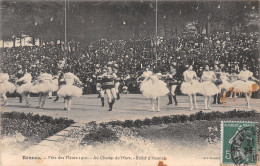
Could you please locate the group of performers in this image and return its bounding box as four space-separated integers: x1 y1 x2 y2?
0 63 259 112
0 69 83 111
93 65 122 111
138 63 259 111
181 64 259 110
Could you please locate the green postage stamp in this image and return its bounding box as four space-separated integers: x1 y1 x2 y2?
221 121 258 165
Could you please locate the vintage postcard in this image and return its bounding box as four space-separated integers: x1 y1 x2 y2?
0 0 259 165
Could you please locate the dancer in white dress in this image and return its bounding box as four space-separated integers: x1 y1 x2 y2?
139 67 153 91
32 72 58 108
180 65 199 110
0 73 16 106
140 68 169 111
232 65 259 108
228 64 240 99
199 65 219 110
16 72 33 107
228 72 238 99
218 68 232 103
57 72 83 111
53 71 65 102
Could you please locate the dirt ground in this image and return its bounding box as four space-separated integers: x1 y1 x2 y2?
1 94 260 123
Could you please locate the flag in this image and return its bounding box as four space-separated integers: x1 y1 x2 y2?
50 17 53 22
179 10 182 14
196 6 198 10
35 22 37 26
252 6 255 10
244 5 246 8
218 4 221 9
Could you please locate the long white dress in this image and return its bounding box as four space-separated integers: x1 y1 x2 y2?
219 72 231 92
31 73 58 93
140 73 169 99
198 71 219 96
229 73 238 89
57 72 82 97
0 73 16 94
16 73 33 94
232 70 259 93
180 70 199 95
140 71 153 92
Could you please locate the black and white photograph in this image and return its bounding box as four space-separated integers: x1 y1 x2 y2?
0 0 259 165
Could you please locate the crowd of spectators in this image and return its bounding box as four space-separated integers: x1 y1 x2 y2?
0 31 259 94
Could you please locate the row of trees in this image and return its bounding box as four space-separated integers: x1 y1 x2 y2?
1 0 259 47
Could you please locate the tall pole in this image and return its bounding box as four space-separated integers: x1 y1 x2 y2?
155 0 158 67
64 0 67 55
156 0 158 37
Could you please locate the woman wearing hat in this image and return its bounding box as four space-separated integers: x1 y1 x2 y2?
57 72 82 111
198 65 219 110
232 65 259 108
180 65 199 111
101 66 117 111
0 73 16 106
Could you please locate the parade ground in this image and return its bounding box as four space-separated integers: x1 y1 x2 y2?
1 94 260 123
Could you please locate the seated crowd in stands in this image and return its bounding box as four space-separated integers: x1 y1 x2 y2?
0 31 259 94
